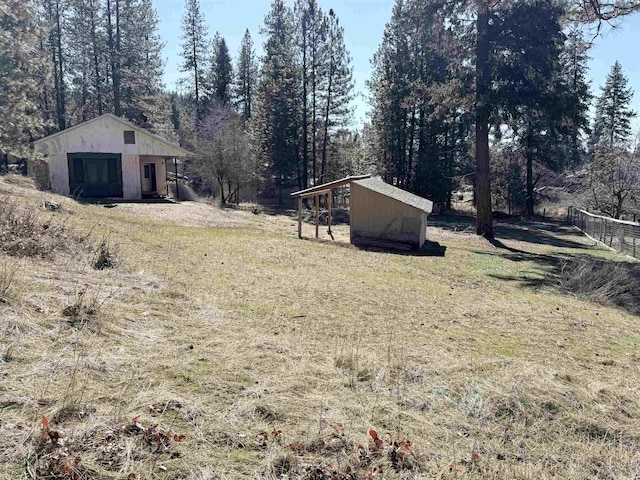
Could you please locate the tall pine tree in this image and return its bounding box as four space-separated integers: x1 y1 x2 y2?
319 9 353 184
253 0 299 202
207 33 233 106
234 29 257 120
0 0 48 157
179 0 208 119
592 61 636 148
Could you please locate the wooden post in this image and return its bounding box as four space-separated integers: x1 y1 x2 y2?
297 196 302 239
600 218 604 242
327 191 332 235
315 194 319 238
174 158 179 200
610 222 614 247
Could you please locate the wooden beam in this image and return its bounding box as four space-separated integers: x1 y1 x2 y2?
315 194 319 238
297 196 302 239
296 188 332 199
290 175 371 198
174 158 179 200
327 191 332 236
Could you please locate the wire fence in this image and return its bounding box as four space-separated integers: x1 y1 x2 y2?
567 206 640 260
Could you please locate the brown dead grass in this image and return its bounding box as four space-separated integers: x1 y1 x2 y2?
1 175 639 479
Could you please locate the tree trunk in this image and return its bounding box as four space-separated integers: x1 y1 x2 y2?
47 0 66 131
54 0 66 129
193 35 199 118
311 59 317 186
106 0 120 116
301 22 309 189
90 0 103 115
475 1 493 239
114 0 121 116
406 106 416 191
320 58 334 184
525 121 534 217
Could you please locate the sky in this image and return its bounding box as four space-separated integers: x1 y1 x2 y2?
155 0 640 132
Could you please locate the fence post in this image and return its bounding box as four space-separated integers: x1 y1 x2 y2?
610 223 614 248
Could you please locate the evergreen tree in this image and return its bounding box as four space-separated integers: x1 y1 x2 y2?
369 0 467 210
52 0 170 132
319 9 353 184
179 0 208 119
105 0 122 116
253 0 299 202
208 33 233 106
556 27 592 167
234 29 257 120
66 0 106 122
0 0 48 157
119 0 169 131
495 0 565 216
471 0 497 238
294 0 328 188
592 61 636 148
42 0 67 130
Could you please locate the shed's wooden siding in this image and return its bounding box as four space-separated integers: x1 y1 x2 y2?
350 181 426 248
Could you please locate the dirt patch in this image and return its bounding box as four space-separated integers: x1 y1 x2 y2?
115 201 252 228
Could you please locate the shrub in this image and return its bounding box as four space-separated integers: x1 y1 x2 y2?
93 240 115 270
556 257 640 314
62 288 99 328
0 260 19 304
0 196 72 258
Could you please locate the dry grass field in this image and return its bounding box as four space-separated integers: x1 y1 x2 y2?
1 174 639 480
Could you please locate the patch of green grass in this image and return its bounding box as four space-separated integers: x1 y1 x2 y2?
621 335 640 345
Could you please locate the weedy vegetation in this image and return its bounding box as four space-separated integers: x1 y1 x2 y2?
0 174 639 479
555 256 640 314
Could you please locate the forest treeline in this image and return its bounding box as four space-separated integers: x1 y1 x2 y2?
1 0 639 234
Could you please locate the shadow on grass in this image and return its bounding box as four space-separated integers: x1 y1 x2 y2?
78 197 177 206
480 242 640 316
493 220 587 249
300 236 447 257
354 239 447 257
431 211 587 250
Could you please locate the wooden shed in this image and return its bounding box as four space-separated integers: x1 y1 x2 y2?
291 176 433 250
33 114 190 200
350 177 432 249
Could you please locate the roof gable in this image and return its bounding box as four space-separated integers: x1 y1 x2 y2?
33 113 191 157
354 177 433 214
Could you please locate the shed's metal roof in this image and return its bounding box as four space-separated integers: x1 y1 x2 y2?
290 175 371 197
353 177 433 214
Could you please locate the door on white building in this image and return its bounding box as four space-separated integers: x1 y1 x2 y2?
141 163 157 194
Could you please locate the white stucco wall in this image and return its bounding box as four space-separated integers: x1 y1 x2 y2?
48 153 71 196
123 154 141 199
33 114 187 200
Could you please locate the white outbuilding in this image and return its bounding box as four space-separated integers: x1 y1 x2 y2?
33 114 190 200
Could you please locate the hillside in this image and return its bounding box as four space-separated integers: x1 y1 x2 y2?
1 175 639 480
